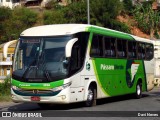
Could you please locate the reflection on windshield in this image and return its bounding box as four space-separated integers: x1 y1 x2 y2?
13 36 71 82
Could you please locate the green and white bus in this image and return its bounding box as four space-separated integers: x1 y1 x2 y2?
11 24 154 107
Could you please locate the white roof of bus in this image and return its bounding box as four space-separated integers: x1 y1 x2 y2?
152 40 160 45
131 35 153 44
20 24 90 36
20 24 152 43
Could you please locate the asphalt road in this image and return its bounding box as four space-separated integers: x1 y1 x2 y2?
0 87 160 120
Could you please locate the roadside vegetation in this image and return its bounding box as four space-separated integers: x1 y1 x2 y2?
0 76 11 101
1 0 160 44
0 0 159 44
0 7 38 44
132 1 160 39
0 0 131 44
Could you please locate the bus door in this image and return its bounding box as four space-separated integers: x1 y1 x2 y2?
69 41 85 102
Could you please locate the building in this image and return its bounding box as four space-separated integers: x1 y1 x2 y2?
0 0 68 9
2 0 159 9
0 40 17 80
132 0 160 8
0 0 20 9
0 0 69 9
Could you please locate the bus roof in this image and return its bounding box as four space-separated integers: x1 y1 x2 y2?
20 24 152 43
131 35 153 44
152 40 160 45
20 24 90 37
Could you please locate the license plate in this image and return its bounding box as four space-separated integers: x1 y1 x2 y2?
31 96 40 101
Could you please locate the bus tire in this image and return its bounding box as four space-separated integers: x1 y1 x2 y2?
85 86 96 107
135 82 142 99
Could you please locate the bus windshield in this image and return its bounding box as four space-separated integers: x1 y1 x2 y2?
13 36 72 82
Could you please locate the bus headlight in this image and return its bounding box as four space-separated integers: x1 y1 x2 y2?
51 82 72 92
12 85 22 91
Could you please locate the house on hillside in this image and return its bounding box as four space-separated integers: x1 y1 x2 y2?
131 0 160 9
0 0 68 8
25 0 68 7
0 40 17 80
0 0 20 9
1 0 160 10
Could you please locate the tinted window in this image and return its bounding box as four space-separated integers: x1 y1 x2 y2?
138 43 145 59
146 43 153 60
70 32 89 75
104 37 116 58
128 41 137 59
90 34 103 57
117 39 127 58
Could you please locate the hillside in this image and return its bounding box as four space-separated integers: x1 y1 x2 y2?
117 15 150 39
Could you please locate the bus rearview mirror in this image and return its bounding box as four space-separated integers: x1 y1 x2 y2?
65 38 78 57
63 60 69 69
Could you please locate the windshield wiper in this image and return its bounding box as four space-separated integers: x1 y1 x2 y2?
38 51 52 82
44 70 51 82
22 59 37 80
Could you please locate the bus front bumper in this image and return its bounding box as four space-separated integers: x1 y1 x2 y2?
11 88 70 104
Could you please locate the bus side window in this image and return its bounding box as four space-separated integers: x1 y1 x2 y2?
70 32 89 74
110 38 116 57
104 37 116 58
117 39 126 58
128 41 137 59
90 34 103 57
70 42 81 72
138 43 145 59
146 43 153 60
104 37 111 57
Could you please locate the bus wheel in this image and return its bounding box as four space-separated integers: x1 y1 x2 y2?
135 82 142 99
85 86 96 107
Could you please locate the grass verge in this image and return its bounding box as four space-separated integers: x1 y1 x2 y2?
0 76 11 102
0 94 11 102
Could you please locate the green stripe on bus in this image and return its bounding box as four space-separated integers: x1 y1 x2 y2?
92 60 109 96
11 79 64 90
87 26 134 40
91 58 147 97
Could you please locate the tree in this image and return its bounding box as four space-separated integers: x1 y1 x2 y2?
2 7 38 42
90 0 130 33
43 1 87 24
43 0 130 33
122 0 135 15
43 10 67 24
0 7 12 43
63 1 87 23
133 2 160 39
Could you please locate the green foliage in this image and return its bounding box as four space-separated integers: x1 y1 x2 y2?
91 0 122 21
9 7 38 37
0 7 38 43
43 0 130 33
43 10 67 24
133 3 160 38
0 7 11 21
108 20 131 34
122 0 134 15
0 76 11 101
63 1 87 23
43 1 87 24
90 0 130 33
0 0 132 44
0 7 12 43
45 0 63 10
0 76 11 95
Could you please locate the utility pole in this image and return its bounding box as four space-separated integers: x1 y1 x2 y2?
87 0 90 24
